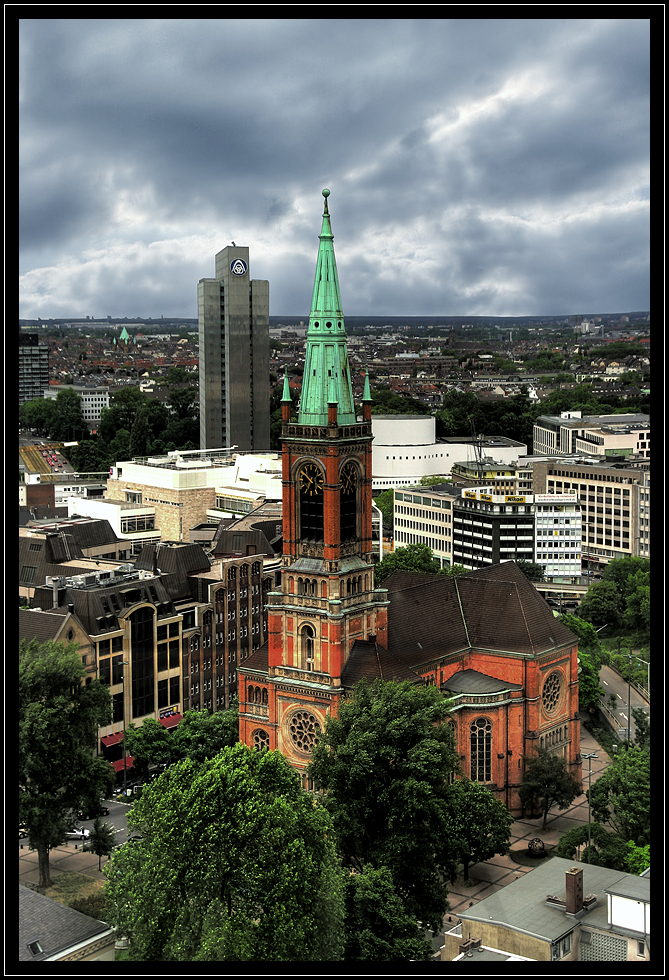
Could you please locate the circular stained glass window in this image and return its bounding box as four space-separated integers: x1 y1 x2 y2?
288 710 321 754
253 729 269 751
542 672 563 714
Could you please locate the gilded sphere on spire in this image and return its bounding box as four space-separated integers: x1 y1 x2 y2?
322 188 330 198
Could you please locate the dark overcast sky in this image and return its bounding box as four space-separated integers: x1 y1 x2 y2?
19 17 650 319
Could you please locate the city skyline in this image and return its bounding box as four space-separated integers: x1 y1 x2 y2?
19 18 650 320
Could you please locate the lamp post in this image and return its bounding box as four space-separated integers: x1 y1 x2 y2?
121 660 129 796
581 751 598 862
626 651 631 744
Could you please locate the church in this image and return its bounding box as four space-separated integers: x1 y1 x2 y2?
238 190 581 815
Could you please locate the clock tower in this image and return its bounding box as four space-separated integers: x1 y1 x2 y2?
238 190 389 783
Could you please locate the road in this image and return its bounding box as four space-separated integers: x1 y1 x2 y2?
599 663 650 742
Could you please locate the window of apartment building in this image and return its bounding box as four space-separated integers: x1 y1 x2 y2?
112 691 124 724
157 643 168 673
158 678 169 710
99 657 111 685
130 606 155 719
112 655 124 685
170 676 180 705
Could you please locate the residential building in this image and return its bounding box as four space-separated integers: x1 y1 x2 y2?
19 885 115 962
532 458 647 566
446 859 650 963
43 383 110 422
533 411 650 458
198 245 270 451
19 332 49 407
237 190 581 814
372 414 526 490
393 484 456 565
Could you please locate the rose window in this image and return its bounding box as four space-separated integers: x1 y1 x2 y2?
288 710 321 753
253 729 270 751
542 672 563 714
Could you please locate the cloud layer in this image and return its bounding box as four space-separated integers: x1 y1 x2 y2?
19 18 650 318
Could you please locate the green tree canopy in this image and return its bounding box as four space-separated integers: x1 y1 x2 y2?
625 842 650 876
578 580 622 630
170 703 239 763
444 779 513 881
104 745 344 961
124 717 173 780
85 817 117 871
515 559 545 582
308 679 460 933
518 746 581 829
19 639 115 887
554 822 629 870
588 745 650 846
343 865 434 961
374 542 442 585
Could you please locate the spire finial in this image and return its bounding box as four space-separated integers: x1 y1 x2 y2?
322 187 330 214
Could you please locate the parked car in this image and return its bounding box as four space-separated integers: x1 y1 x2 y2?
19 826 28 840
65 827 90 841
77 805 110 820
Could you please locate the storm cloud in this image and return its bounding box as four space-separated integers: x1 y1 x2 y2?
19 17 650 318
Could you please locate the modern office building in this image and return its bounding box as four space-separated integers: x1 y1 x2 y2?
19 332 49 407
44 383 110 422
198 245 270 451
532 458 648 566
533 412 650 458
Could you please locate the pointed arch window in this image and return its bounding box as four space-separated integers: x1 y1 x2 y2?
470 717 492 782
300 623 315 671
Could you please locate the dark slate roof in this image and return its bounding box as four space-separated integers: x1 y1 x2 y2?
240 641 269 673
210 526 276 558
32 573 175 636
341 639 423 688
442 668 523 695
19 884 112 961
135 542 211 601
19 608 68 644
384 562 576 665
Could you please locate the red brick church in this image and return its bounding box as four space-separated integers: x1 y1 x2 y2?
238 190 581 815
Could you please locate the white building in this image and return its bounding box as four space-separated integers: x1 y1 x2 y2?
534 493 582 581
533 412 650 458
44 384 110 422
371 415 527 490
67 496 160 557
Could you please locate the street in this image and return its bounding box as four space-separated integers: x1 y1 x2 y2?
599 663 650 742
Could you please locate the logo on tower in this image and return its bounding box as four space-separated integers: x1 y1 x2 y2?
230 258 248 277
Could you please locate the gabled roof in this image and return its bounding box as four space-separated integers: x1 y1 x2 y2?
19 608 68 644
341 639 423 688
19 884 113 961
135 542 210 601
384 562 575 664
241 641 269 673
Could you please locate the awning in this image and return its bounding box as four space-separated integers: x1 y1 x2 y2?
160 713 183 729
111 756 134 772
101 732 124 747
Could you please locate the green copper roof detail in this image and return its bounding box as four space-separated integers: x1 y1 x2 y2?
298 190 356 426
281 373 292 403
363 370 372 402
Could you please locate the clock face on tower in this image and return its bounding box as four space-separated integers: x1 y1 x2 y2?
299 463 324 497
340 461 357 495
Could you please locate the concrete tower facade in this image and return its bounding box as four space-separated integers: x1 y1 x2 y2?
198 245 270 451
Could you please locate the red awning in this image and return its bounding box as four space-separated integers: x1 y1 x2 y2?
111 756 134 772
160 712 183 729
101 732 124 747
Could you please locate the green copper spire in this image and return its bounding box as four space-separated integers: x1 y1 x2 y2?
281 373 292 403
298 189 356 426
363 369 372 402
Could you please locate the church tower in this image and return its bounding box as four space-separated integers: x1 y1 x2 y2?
238 190 389 784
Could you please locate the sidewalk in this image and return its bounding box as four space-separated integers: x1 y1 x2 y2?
443 719 611 920
19 838 110 888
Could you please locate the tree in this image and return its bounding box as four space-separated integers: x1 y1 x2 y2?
588 745 650 846
19 397 56 435
373 489 395 537
124 717 173 780
308 679 460 933
343 865 434 961
515 559 545 582
104 745 345 961
50 388 89 441
578 580 622 630
518 747 581 829
631 706 650 750
559 613 602 652
85 817 117 871
625 842 650 875
554 822 628 870
19 639 115 887
171 703 239 763
374 542 442 585
576 648 605 713
444 779 513 881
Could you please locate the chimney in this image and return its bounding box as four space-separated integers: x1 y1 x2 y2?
565 867 584 914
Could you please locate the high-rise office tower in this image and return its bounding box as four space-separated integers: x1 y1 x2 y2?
198 246 270 451
19 332 50 408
